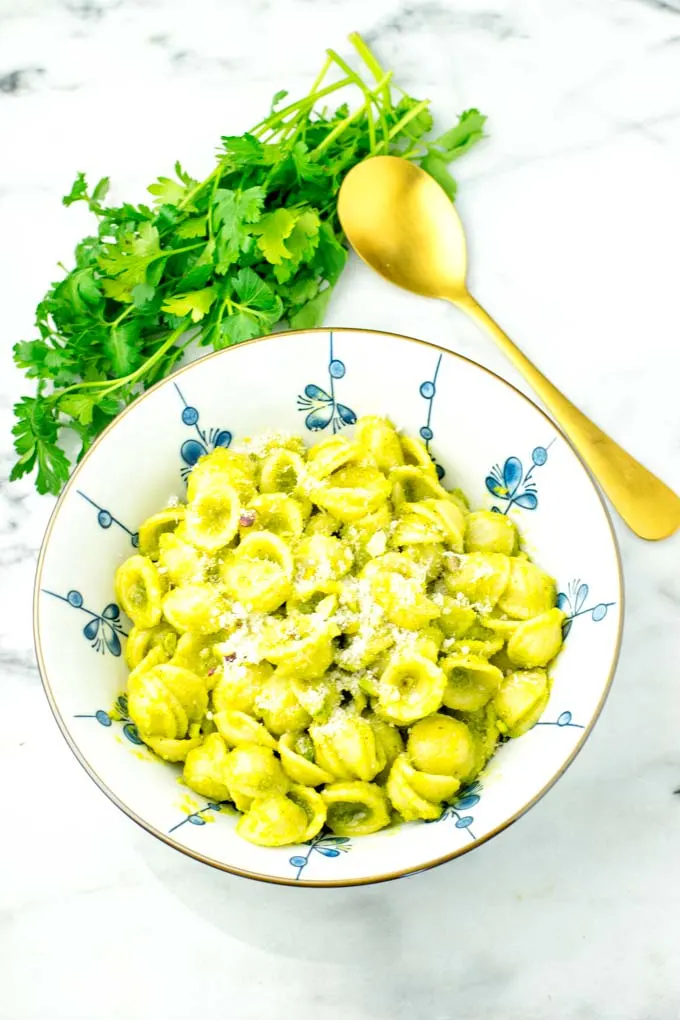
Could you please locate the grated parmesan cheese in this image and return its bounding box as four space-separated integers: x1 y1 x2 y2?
234 430 302 457
365 530 387 558
217 611 271 663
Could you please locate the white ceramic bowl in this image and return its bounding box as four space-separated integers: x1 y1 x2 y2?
35 328 623 886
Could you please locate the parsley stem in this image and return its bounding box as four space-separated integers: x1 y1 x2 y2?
108 322 189 391
108 306 133 327
156 242 204 260
373 99 432 153
368 70 393 148
51 322 189 402
177 162 227 212
308 54 332 97
210 296 230 342
207 173 222 241
311 102 369 156
400 144 427 160
326 49 391 148
365 99 376 154
325 49 372 105
348 32 392 112
231 300 268 320
278 54 334 146
251 78 352 139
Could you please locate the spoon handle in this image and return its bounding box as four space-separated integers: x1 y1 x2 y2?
456 293 680 540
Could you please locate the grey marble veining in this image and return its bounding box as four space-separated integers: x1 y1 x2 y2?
1 1 680 1018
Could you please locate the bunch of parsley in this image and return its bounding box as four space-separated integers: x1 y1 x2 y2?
12 32 486 495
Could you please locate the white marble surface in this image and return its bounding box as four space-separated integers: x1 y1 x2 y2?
1 1 680 1017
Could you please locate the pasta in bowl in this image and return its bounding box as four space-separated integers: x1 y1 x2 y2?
35 328 622 884
117 423 566 848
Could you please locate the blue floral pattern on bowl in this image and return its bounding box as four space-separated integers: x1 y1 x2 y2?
436 781 483 839
77 490 139 546
418 353 445 480
74 693 142 744
486 440 555 513
289 832 352 880
557 579 616 638
535 710 584 730
297 332 357 433
42 588 127 656
175 382 232 479
168 801 223 834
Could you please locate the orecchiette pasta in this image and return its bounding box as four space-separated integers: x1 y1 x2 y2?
464 510 518 556
441 653 504 712
309 712 385 782
255 672 312 736
183 733 232 799
312 465 391 523
497 558 557 620
321 781 391 836
138 506 186 559
445 552 512 610
157 531 205 586
187 448 256 504
184 486 241 552
385 756 438 821
161 582 228 635
235 792 309 846
376 652 447 725
127 663 208 741
506 608 564 668
259 447 306 495
244 493 305 543
223 742 289 809
494 669 550 737
406 714 477 779
222 531 293 613
117 416 564 847
278 732 334 787
236 784 326 846
214 709 279 750
124 622 177 670
354 415 404 472
115 554 163 629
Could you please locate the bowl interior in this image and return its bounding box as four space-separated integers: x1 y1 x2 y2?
36 328 622 885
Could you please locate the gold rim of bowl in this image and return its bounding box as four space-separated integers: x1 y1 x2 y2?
33 327 625 887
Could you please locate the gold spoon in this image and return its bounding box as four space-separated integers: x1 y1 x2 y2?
338 155 680 541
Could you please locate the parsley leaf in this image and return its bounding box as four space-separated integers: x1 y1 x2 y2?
10 397 70 495
62 171 89 207
162 287 217 323
103 320 143 375
59 393 97 427
273 209 320 283
289 287 334 329
219 311 263 346
232 267 281 316
213 186 266 273
419 153 459 200
98 222 162 290
427 108 487 162
148 168 199 208
252 208 296 264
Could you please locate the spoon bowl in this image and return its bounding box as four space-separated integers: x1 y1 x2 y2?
338 156 467 299
338 155 680 541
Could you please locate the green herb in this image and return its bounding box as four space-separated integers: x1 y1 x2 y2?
11 32 486 495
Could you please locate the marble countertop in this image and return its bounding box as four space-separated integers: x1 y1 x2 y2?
1 1 680 1017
